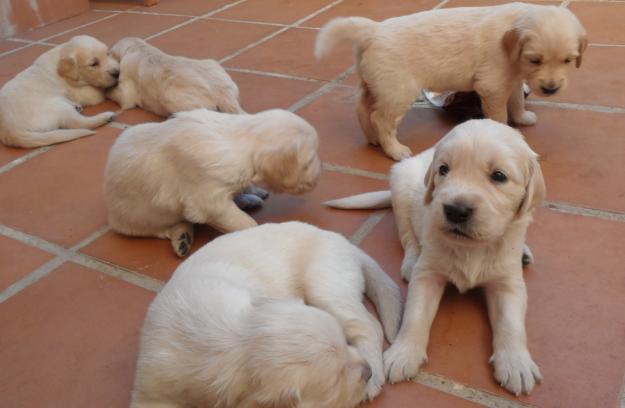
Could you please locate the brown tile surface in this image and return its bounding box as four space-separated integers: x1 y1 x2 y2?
0 127 120 247
49 12 190 45
0 40 24 54
89 0 140 10
214 0 336 24
360 208 625 408
0 236 54 292
569 1 625 46
303 0 441 28
0 262 153 408
366 381 482 408
521 106 625 213
82 170 387 281
15 10 117 41
0 145 32 167
0 45 53 86
225 27 354 81
229 71 321 112
149 19 276 60
146 0 236 16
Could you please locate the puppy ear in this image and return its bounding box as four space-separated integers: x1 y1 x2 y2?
255 143 298 189
576 34 588 68
57 55 79 81
517 154 546 216
423 158 436 205
502 28 526 62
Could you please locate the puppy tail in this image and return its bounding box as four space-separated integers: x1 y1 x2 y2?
4 128 95 148
315 17 377 59
358 250 403 343
324 190 392 210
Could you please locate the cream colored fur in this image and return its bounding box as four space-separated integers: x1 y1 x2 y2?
325 119 546 396
131 222 403 407
104 109 321 257
107 37 243 116
0 35 119 148
315 3 586 160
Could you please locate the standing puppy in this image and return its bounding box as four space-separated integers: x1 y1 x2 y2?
316 3 586 160
131 222 403 407
326 119 546 395
104 109 321 257
107 37 243 116
0 35 119 148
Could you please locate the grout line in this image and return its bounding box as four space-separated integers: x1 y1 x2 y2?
589 43 625 48
107 9 196 18
0 43 33 58
413 372 535 408
433 0 451 9
543 200 625 222
349 210 388 245
226 67 323 83
0 146 52 174
525 99 625 114
322 162 388 181
287 66 355 112
39 12 121 43
0 257 67 303
203 16 290 28
560 0 571 7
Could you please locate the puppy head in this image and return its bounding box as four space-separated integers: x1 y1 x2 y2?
241 300 369 408
252 110 321 194
57 35 120 88
503 6 587 97
110 37 145 60
423 119 545 245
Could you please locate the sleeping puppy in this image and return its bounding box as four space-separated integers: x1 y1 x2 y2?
104 109 321 257
326 119 546 395
315 3 586 160
107 37 243 116
130 221 403 407
0 35 119 148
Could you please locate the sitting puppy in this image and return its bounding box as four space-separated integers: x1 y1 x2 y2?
104 109 321 257
107 37 243 116
130 222 403 407
0 35 119 148
315 3 586 160
326 119 546 395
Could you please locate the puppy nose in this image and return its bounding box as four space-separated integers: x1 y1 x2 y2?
541 86 559 95
110 69 120 79
444 202 474 224
361 364 372 382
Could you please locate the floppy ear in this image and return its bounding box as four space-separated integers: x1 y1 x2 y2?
57 55 79 81
255 143 298 188
502 28 526 63
576 34 588 68
423 158 436 205
517 154 546 216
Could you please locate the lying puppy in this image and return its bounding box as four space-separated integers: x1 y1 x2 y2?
131 221 403 407
316 3 586 160
326 119 546 395
107 37 243 116
104 109 321 257
0 35 119 148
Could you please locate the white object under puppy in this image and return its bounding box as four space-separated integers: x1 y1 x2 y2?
130 221 403 407
326 119 545 396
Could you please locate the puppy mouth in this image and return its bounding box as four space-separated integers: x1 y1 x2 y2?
444 226 474 240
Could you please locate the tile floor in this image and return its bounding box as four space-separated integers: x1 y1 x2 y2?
1 0 624 407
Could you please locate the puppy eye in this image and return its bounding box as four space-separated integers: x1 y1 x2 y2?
438 164 449 176
564 58 572 64
90 60 99 67
529 58 542 65
491 170 508 183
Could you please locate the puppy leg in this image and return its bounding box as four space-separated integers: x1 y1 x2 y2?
165 222 194 258
477 90 509 124
370 106 413 161
62 107 116 130
485 278 542 396
508 83 537 126
357 81 379 146
203 201 258 233
383 273 446 383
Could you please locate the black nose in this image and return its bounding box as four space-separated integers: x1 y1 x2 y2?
541 86 559 95
444 202 474 224
362 364 372 382
110 70 120 79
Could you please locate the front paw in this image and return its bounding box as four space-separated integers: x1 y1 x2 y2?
383 341 427 384
74 104 83 113
385 143 412 161
490 348 542 396
364 370 384 401
400 254 418 282
513 110 537 126
522 244 534 267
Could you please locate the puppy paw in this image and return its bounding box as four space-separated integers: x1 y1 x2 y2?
172 232 193 258
385 144 412 161
74 105 83 113
234 193 264 210
522 244 534 267
490 348 542 396
104 111 116 123
400 255 418 282
513 111 537 126
364 371 384 401
383 341 427 384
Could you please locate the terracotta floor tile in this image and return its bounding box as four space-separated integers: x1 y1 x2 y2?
149 19 276 60
0 145 32 167
0 44 53 86
146 0 236 16
297 87 456 174
569 1 625 46
521 106 625 213
15 10 117 41
82 170 387 281
89 0 140 10
0 262 153 408
229 71 321 112
49 12 190 45
0 127 120 247
366 381 481 408
225 27 354 81
214 0 336 25
0 39 24 54
540 46 625 108
360 208 625 408
0 236 54 292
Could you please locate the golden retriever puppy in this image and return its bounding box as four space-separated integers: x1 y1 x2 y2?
0 35 119 148
107 37 243 116
131 222 403 407
315 3 586 160
104 109 321 257
326 119 546 396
